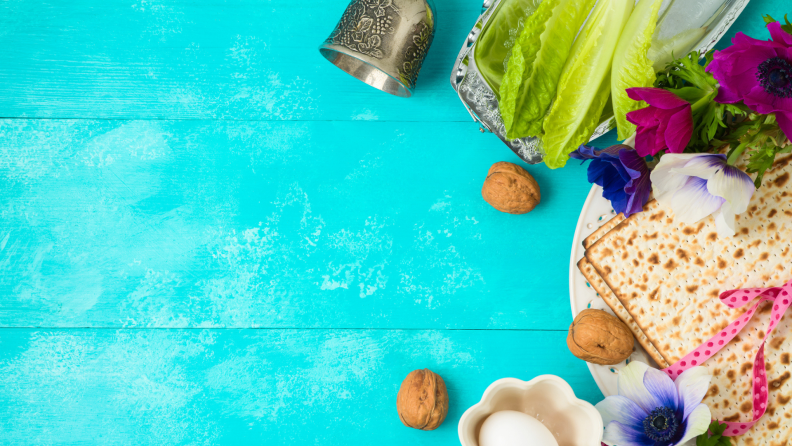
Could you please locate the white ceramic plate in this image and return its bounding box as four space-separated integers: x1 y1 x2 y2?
568 185 658 397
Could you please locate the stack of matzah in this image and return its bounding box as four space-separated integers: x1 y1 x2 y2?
578 155 792 445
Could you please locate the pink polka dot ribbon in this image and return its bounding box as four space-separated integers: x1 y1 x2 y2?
662 279 792 437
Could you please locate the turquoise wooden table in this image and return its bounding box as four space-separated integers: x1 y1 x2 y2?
0 0 780 443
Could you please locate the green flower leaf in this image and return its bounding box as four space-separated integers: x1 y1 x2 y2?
696 420 732 446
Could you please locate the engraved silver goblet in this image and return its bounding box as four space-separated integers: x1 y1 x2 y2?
319 0 436 98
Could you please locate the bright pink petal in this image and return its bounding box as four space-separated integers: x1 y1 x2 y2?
654 111 671 152
713 46 776 76
743 86 775 114
626 88 688 110
714 84 744 103
634 122 660 157
626 107 659 127
731 31 760 46
777 112 792 141
769 22 792 46
732 30 787 49
775 95 792 114
665 107 693 153
744 85 792 114
713 68 761 103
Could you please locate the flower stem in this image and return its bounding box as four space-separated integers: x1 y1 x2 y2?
690 90 717 115
727 141 750 165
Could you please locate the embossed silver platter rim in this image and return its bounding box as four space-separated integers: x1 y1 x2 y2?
450 0 752 164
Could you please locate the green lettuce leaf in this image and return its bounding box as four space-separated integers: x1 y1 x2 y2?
499 0 597 140
475 0 543 96
542 0 634 169
611 0 663 140
498 0 557 138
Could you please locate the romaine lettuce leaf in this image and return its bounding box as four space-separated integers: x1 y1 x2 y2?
499 0 597 140
498 0 557 138
611 0 663 140
542 0 634 169
475 0 543 97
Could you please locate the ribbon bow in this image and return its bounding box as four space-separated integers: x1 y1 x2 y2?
662 279 792 437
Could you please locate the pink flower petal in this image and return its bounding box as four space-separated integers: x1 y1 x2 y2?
744 85 792 114
654 112 671 152
665 107 693 153
634 123 660 157
732 30 787 49
726 69 764 99
625 107 659 127
777 112 792 141
713 46 776 76
769 22 792 46
731 32 760 47
715 84 743 104
626 88 688 110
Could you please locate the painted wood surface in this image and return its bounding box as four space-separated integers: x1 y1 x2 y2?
0 329 599 445
0 0 785 443
1 118 599 329
0 0 483 122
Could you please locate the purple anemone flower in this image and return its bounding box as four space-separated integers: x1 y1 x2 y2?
570 145 651 217
707 22 792 139
650 153 755 238
596 361 712 446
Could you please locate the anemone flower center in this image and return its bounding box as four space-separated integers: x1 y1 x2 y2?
758 57 792 98
642 406 679 442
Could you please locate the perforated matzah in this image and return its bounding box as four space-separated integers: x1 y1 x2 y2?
578 257 669 368
583 213 625 250
586 156 792 444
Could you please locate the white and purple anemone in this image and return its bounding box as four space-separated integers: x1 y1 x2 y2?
650 153 755 238
596 362 712 446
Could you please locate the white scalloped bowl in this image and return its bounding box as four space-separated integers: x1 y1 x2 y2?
458 376 603 446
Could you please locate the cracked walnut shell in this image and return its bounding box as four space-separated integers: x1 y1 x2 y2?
481 162 541 214
396 369 448 431
567 309 634 365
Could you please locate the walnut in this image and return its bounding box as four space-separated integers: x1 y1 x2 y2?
567 309 634 365
481 162 541 214
396 369 448 430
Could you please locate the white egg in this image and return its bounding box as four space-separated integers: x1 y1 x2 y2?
478 410 559 446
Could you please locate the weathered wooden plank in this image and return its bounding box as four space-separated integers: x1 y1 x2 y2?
0 118 621 329
0 0 483 121
0 328 601 445
0 0 780 122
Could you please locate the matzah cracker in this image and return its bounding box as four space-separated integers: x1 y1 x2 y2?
583 213 626 250
578 257 669 368
586 156 792 443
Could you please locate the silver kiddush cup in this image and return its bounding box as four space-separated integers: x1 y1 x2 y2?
320 0 436 98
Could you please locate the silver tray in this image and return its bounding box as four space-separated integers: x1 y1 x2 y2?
450 0 751 164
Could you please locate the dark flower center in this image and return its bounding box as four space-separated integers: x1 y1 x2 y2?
758 57 792 98
643 406 679 442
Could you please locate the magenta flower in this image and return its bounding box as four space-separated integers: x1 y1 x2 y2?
707 22 792 139
625 88 693 157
